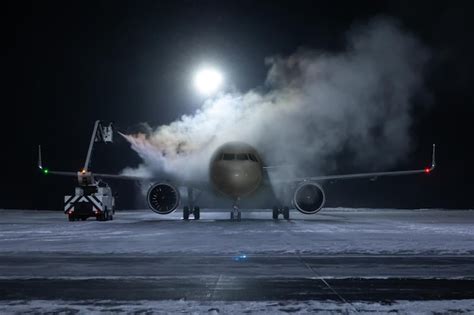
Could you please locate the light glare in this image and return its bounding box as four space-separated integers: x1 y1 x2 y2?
194 68 223 95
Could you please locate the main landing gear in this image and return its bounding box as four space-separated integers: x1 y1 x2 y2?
272 206 290 220
183 206 200 220
183 187 201 221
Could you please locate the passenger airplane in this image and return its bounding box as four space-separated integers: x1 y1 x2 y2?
38 121 436 220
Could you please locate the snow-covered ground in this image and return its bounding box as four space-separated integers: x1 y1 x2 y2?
0 208 473 255
1 299 473 314
1 209 473 313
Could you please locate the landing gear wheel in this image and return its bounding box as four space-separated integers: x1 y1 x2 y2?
231 199 241 221
193 206 200 220
81 217 87 221
68 215 75 222
230 211 241 221
183 206 190 220
283 207 290 220
272 207 279 220
231 210 241 221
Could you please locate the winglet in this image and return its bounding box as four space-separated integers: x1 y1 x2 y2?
38 145 43 170
431 143 436 171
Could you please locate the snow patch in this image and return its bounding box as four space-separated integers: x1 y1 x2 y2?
0 299 473 314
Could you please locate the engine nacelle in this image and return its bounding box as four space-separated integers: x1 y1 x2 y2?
146 183 180 214
293 182 325 214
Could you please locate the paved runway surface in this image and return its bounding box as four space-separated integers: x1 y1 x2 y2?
1 254 474 279
1 254 473 302
2 277 474 301
0 208 473 313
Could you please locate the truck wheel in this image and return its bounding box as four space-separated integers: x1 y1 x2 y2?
272 207 279 220
183 206 190 220
68 215 75 222
98 212 106 221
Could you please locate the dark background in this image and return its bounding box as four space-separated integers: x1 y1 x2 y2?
3 1 474 210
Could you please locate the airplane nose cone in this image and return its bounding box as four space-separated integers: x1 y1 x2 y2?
210 163 261 198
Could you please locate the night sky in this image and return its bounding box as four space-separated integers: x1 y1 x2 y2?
4 1 474 210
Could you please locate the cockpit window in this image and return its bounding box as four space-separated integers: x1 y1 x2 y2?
220 153 258 162
222 153 235 160
235 153 248 160
249 154 258 162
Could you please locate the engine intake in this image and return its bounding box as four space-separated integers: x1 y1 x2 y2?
293 182 325 214
147 183 180 214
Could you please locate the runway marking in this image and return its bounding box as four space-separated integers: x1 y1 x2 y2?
210 274 222 300
277 221 361 313
295 253 361 313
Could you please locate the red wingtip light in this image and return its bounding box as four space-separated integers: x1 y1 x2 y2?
424 168 431 174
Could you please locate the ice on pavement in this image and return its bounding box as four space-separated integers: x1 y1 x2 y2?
1 299 473 314
0 208 473 255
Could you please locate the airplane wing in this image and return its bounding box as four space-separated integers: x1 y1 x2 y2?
41 170 151 181
269 144 436 183
37 145 208 188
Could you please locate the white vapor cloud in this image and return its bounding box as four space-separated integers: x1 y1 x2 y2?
122 17 430 184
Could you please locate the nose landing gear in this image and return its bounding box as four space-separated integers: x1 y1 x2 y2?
230 198 242 221
230 205 241 221
183 188 201 221
272 206 290 220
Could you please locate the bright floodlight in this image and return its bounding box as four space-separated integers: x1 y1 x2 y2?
194 68 223 95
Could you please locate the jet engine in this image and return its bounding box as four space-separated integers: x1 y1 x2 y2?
146 183 180 214
293 182 325 214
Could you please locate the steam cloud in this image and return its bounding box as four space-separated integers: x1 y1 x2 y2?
122 17 430 183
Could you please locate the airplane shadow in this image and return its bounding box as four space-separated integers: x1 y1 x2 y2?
120 214 353 225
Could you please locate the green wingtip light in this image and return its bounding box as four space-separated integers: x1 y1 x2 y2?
43 168 49 175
